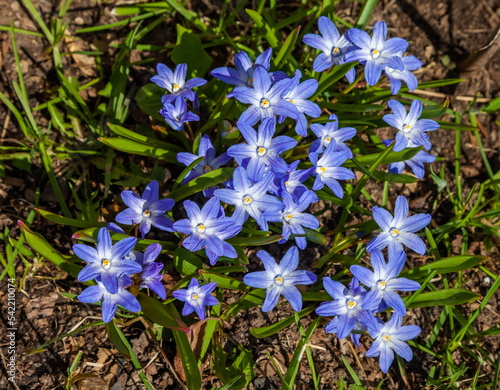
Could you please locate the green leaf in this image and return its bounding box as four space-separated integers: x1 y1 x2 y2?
169 167 234 201
199 270 251 292
303 228 327 245
174 247 205 275
344 147 421 168
135 83 165 119
320 102 384 112
482 96 500 113
371 171 419 184
172 327 202 390
401 255 487 281
37 208 107 228
107 123 184 153
281 317 320 390
98 137 180 164
315 62 357 97
406 288 480 308
19 221 82 278
171 24 213 77
137 294 190 332
227 234 283 246
250 306 315 338
106 321 132 358
245 9 279 48
106 321 155 390
274 25 301 67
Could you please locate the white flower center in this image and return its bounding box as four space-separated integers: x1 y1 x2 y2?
257 146 267 157
142 209 151 217
316 166 327 175
102 259 111 270
242 195 253 205
283 213 293 222
191 292 200 300
324 136 332 145
172 83 180 93
386 67 395 73
371 49 381 59
382 333 391 342
332 47 341 56
274 275 284 286
260 98 270 108
376 280 387 290
346 298 357 310
196 223 206 234
389 227 400 237
402 124 412 133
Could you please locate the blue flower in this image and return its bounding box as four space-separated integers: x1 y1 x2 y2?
211 48 287 87
115 180 175 238
350 250 420 316
366 195 431 256
172 278 219 321
383 99 439 151
262 190 319 250
316 277 376 339
227 118 297 181
78 275 141 323
302 16 356 82
151 63 207 104
214 167 284 230
383 140 436 179
134 243 166 299
173 197 242 265
243 246 317 312
74 227 140 294
365 314 421 373
227 66 298 126
385 55 422 94
176 135 232 196
310 114 357 156
279 70 321 136
159 97 200 131
345 21 409 85
310 142 355 198
276 161 313 199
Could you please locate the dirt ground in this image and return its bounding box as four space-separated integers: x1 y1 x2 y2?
0 0 499 389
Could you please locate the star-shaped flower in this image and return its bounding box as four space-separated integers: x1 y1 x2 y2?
227 67 298 126
227 118 297 181
214 167 283 230
350 250 420 316
262 190 319 250
383 99 439 151
115 180 175 238
151 63 207 103
366 195 431 256
365 314 421 373
302 16 356 82
310 142 355 198
172 278 219 321
78 275 141 323
74 227 140 294
173 197 242 265
243 247 317 312
345 21 409 85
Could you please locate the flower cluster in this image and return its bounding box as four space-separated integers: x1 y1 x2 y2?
303 18 423 93
70 16 440 374
316 196 430 372
151 63 207 131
